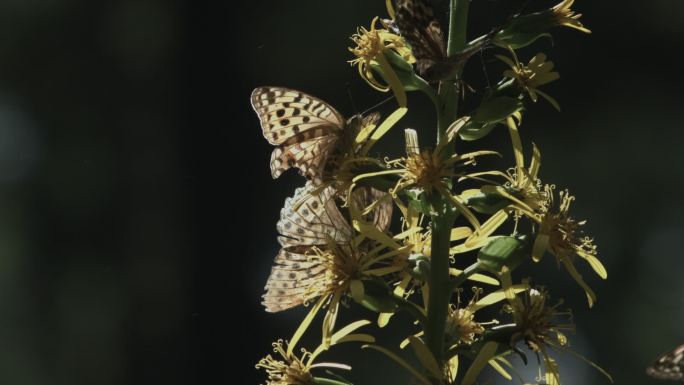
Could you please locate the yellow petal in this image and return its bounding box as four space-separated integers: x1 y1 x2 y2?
451 226 473 241
331 320 372 344
506 117 524 171
376 53 407 107
322 293 342 347
448 355 459 382
362 345 432 385
408 336 442 379
450 268 500 286
360 107 408 155
462 342 498 385
532 233 549 262
489 359 513 381
288 297 326 356
529 142 542 179
562 258 597 307
470 284 528 312
578 251 607 279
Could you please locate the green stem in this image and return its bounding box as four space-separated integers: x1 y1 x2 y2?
448 261 481 292
424 205 457 366
447 0 470 55
424 0 471 377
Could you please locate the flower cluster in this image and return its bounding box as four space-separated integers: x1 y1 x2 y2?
251 1 609 384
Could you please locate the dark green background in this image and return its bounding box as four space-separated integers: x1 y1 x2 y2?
0 0 682 384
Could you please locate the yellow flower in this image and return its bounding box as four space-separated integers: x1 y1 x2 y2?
505 287 573 352
497 49 561 111
532 186 607 307
379 129 499 230
349 17 415 106
551 0 591 34
493 0 590 49
500 280 573 385
257 321 375 385
299 240 406 345
445 299 485 346
256 340 316 385
476 116 548 223
499 270 613 385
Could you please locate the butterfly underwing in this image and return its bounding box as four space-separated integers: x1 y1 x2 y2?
391 0 484 82
262 182 393 313
251 87 380 185
648 344 684 381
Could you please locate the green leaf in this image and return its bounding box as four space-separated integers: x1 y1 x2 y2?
494 32 553 50
472 97 524 124
405 188 432 215
459 97 523 141
353 278 398 313
477 235 530 273
371 49 421 92
465 191 511 214
459 121 498 141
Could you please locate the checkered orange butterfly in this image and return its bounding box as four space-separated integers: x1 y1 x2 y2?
648 344 684 381
251 87 380 185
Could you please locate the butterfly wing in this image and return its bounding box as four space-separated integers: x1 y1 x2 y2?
251 87 345 182
647 344 684 381
263 183 353 312
276 182 353 247
351 186 393 232
394 0 447 77
262 246 327 312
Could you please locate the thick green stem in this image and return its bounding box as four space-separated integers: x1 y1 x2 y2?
424 0 471 375
447 0 470 55
424 205 457 365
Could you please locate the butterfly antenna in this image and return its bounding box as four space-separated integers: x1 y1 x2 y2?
361 95 395 116
346 83 359 115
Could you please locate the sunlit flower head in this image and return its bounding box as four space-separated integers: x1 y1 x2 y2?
303 244 360 304
445 290 486 346
552 0 591 34
498 50 561 111
403 149 450 192
349 17 415 93
505 287 573 352
378 129 497 231
257 323 368 385
532 186 607 307
256 340 315 385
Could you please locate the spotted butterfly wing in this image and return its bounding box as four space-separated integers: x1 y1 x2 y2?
393 0 447 79
251 87 346 184
392 0 482 82
276 182 353 248
262 182 353 312
648 345 684 381
351 186 393 232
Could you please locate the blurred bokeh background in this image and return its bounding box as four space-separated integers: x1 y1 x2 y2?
0 0 682 384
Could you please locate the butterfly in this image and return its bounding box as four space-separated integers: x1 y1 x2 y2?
262 182 393 313
647 344 684 381
251 87 380 185
389 0 485 82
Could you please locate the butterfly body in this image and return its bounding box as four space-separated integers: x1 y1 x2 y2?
251 87 379 184
648 344 684 381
